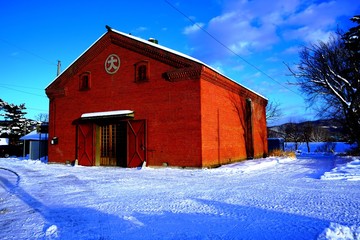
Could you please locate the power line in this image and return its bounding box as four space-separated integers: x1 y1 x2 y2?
0 38 56 66
164 0 301 97
0 83 44 91
0 85 47 98
26 107 48 112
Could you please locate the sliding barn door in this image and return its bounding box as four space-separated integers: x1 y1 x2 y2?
77 123 94 166
127 120 146 168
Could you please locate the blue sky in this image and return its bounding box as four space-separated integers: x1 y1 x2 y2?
1 0 359 125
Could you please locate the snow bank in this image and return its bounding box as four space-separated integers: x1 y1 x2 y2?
218 157 295 173
321 158 360 181
318 222 360 240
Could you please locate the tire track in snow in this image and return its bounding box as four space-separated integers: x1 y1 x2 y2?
0 167 21 212
0 167 20 191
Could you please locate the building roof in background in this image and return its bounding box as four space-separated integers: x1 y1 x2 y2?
20 131 48 141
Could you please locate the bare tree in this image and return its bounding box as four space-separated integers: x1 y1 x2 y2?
288 16 360 149
266 101 282 124
284 121 302 150
300 122 313 153
34 113 49 122
311 126 330 142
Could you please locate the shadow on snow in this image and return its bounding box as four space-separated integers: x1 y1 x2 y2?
1 168 331 240
296 154 352 179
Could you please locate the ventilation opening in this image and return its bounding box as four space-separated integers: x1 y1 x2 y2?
148 38 158 44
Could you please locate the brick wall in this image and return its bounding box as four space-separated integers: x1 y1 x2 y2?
200 67 268 167
47 31 267 168
47 36 203 167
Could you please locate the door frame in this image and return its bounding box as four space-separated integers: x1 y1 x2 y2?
76 119 147 167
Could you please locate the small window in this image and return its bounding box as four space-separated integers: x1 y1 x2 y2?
134 61 149 82
138 65 147 81
79 72 91 90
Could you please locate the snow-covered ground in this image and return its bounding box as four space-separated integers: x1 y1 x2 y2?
0 153 359 239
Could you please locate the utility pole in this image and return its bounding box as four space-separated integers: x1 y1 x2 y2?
57 60 61 76
23 122 26 158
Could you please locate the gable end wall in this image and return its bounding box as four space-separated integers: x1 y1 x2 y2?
200 67 268 167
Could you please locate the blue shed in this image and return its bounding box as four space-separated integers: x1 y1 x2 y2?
268 138 285 152
20 131 48 160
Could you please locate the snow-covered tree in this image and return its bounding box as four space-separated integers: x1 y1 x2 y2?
0 99 5 114
344 15 360 58
0 99 34 144
289 16 360 150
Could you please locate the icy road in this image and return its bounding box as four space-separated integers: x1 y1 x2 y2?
0 154 359 240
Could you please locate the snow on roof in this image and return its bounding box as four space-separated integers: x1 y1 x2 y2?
81 110 134 119
47 27 266 100
0 138 9 146
110 29 266 100
111 29 206 67
20 130 48 141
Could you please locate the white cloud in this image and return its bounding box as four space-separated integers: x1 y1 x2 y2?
205 9 279 55
177 0 360 124
209 11 237 24
229 41 251 55
214 65 225 74
252 72 262 78
232 64 245 71
184 0 360 63
304 29 334 43
285 26 334 43
285 1 338 28
282 46 302 55
281 0 359 43
180 0 360 114
135 26 147 32
183 23 204 35
265 57 280 63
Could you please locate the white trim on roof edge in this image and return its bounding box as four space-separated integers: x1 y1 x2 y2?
46 28 267 100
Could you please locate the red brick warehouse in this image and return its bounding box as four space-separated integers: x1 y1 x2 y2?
45 26 268 168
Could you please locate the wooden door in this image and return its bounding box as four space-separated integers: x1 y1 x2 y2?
77 123 94 166
127 120 146 168
100 125 117 166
